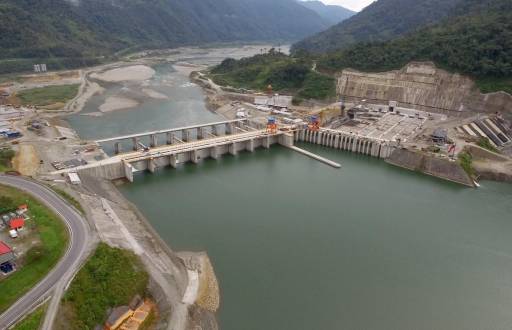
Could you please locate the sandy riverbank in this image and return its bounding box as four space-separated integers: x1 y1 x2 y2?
142 88 169 99
91 65 156 82
99 96 140 112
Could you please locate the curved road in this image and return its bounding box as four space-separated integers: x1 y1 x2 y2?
0 175 90 329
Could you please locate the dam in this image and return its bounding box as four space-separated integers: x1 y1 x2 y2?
67 119 295 182
63 118 400 182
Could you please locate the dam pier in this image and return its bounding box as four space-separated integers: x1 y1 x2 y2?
69 119 296 182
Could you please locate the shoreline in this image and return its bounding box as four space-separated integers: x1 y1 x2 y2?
51 54 225 330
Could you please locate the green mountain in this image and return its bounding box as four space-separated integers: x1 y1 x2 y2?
292 0 466 53
0 0 330 73
298 1 355 25
317 0 512 82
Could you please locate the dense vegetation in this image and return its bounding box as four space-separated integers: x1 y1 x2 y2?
476 77 512 95
62 243 149 329
315 1 512 86
293 0 466 53
0 195 16 214
0 148 15 172
210 50 335 101
17 84 79 108
0 0 332 73
0 184 69 313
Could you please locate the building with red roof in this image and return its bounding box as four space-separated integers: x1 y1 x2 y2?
16 204 28 215
0 241 15 265
9 218 24 231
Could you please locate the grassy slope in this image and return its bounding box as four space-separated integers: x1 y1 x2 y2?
17 84 79 107
62 243 149 329
476 77 512 95
0 148 15 172
12 304 46 330
51 187 84 215
0 184 69 313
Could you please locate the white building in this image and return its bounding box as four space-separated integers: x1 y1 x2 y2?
254 95 292 109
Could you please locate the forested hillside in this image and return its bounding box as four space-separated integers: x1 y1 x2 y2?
0 0 331 73
292 0 466 53
299 1 355 25
210 49 335 101
317 0 512 85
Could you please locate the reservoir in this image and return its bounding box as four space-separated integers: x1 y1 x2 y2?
68 47 512 330
119 145 512 330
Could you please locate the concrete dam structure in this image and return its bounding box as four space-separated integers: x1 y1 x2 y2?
62 118 398 183
70 119 295 182
294 128 396 159
337 62 512 116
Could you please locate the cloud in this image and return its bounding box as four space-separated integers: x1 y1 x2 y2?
320 0 375 12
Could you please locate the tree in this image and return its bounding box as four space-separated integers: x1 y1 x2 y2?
0 196 16 214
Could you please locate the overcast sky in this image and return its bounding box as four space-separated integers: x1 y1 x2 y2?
320 0 375 12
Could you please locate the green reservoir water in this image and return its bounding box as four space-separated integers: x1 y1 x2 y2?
119 144 512 330
67 47 512 330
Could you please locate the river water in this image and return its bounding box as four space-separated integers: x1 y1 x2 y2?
68 47 512 330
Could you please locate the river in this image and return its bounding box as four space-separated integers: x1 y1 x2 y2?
68 46 512 330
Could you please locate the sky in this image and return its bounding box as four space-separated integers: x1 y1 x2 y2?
320 0 375 12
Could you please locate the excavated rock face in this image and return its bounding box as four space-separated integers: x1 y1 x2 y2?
337 62 512 116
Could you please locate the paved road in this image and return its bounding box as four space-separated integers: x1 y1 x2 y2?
0 175 90 329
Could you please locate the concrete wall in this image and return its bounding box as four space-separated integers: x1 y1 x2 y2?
337 62 512 116
77 162 125 181
386 148 475 187
466 145 511 162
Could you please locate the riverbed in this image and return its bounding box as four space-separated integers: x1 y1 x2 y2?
68 46 512 330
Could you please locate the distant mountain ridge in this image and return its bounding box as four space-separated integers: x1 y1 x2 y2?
298 1 355 25
0 0 332 72
293 0 466 53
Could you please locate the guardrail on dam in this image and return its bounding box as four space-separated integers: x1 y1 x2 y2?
62 119 398 182
95 119 253 155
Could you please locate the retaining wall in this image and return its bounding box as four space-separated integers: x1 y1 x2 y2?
386 148 475 187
